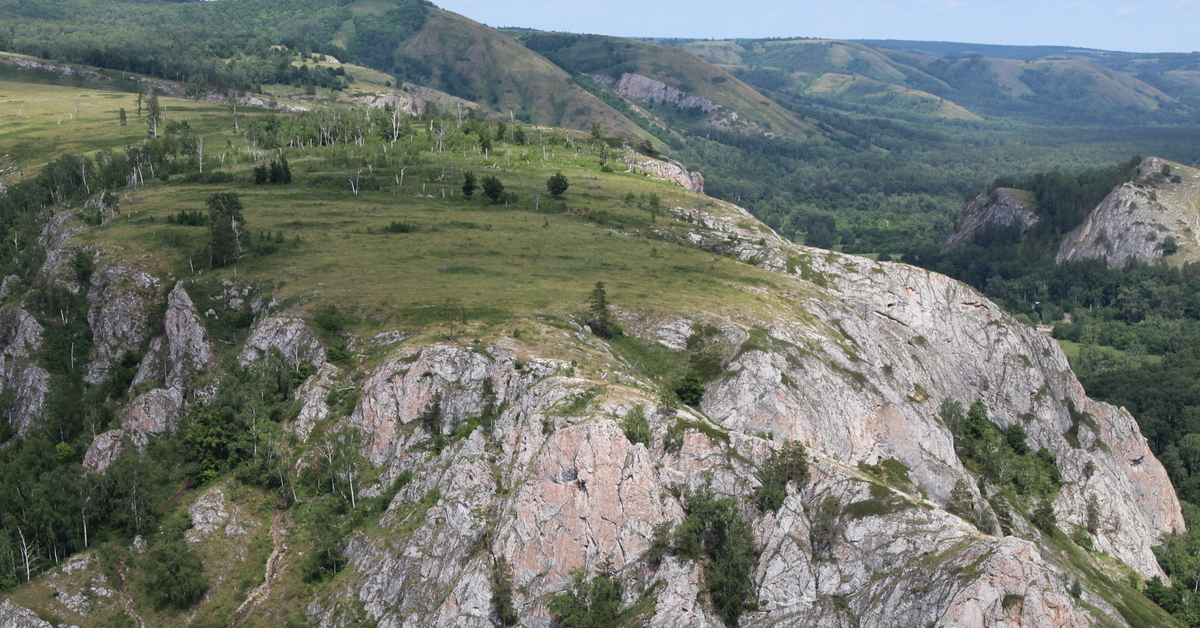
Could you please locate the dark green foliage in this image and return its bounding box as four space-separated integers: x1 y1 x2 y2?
809 496 843 559
547 171 569 199
1163 236 1180 256
672 373 704 407
548 560 625 628
941 399 1060 499
382 221 419 234
946 479 976 521
205 191 245 269
461 171 477 198
1071 524 1094 551
755 440 809 512
267 154 292 184
166 210 208 226
585 281 623 339
621 405 651 447
300 498 349 582
184 356 306 487
144 536 208 610
481 175 504 204
314 303 350 334
491 555 519 627
420 394 445 451
346 1 429 73
1031 499 1058 535
70 249 94 285
672 480 759 627
662 421 684 453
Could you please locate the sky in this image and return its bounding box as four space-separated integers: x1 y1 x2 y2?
433 0 1200 53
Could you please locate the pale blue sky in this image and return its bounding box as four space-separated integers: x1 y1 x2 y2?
434 0 1200 53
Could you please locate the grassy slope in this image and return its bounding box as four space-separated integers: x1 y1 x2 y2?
398 10 650 139
530 34 818 138
3 70 790 342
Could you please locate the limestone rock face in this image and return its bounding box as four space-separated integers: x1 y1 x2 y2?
133 283 214 391
589 72 720 113
942 187 1040 252
82 387 182 471
0 599 57 628
0 307 50 437
1057 157 1200 267
623 154 705 194
238 313 326 368
292 362 340 440
305 197 1183 626
85 264 163 384
36 211 84 289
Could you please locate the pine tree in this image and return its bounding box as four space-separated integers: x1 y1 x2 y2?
461 171 477 198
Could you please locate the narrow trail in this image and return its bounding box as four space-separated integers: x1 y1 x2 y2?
114 550 147 628
227 508 289 627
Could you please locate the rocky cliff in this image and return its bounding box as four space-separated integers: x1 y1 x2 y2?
942 188 1039 252
1057 157 1200 268
0 193 1185 627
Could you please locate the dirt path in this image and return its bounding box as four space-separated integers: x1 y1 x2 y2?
227 508 289 627
114 550 147 628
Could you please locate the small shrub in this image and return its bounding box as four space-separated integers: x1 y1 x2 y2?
663 421 684 453
382 221 419 234
622 405 651 447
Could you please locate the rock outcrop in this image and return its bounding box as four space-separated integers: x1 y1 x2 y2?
358 94 432 117
624 154 705 193
1058 157 1200 267
942 187 1040 252
132 283 214 392
84 264 163 384
0 599 61 628
238 313 326 368
0 307 50 437
588 73 720 112
83 387 183 471
296 198 1183 628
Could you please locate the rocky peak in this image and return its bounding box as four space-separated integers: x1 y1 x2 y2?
1057 157 1200 268
238 313 326 368
942 187 1039 252
84 263 163 385
132 282 214 393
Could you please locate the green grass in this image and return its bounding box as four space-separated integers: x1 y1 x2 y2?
1056 339 1162 365
1 74 801 349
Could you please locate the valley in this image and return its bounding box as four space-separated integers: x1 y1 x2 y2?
1 2 1200 627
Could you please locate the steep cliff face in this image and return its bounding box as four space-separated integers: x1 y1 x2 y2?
0 307 49 438
288 199 1182 627
131 283 214 392
84 282 215 471
942 188 1039 252
84 263 162 385
1057 157 1200 267
1 194 1185 627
